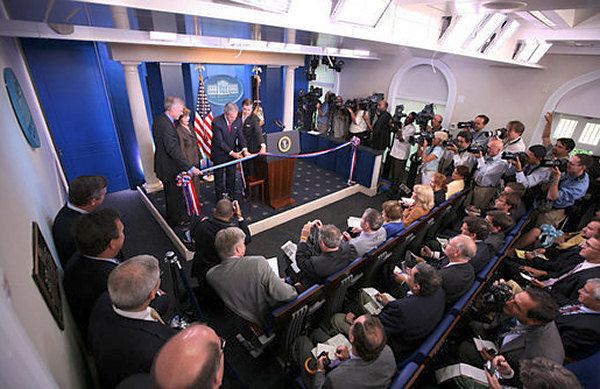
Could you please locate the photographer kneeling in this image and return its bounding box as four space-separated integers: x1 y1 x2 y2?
457 285 564 387
296 221 357 287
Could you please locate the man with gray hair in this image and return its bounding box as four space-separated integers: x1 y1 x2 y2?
211 102 249 200
343 208 387 257
152 96 201 227
88 255 176 388
207 227 297 327
296 221 358 286
438 234 477 305
556 278 600 360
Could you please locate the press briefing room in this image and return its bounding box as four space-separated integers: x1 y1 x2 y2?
0 0 599 388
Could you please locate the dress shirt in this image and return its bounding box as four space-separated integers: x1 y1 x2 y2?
474 154 508 187
452 150 476 170
113 306 157 322
349 228 387 257
471 129 490 147
421 145 444 173
390 123 416 160
552 172 589 209
66 202 88 214
503 137 526 153
544 260 600 287
515 165 552 189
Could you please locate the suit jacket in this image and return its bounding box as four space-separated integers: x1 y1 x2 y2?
191 216 251 281
471 240 492 274
210 114 247 164
499 321 564 384
175 124 201 166
88 293 176 389
378 288 445 357
371 111 392 150
439 262 475 305
296 241 357 287
550 266 600 306
63 253 117 338
152 113 192 182
241 113 264 153
485 232 505 254
206 256 297 327
556 311 600 360
313 345 396 389
52 205 83 267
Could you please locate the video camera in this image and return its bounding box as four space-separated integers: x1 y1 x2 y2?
295 86 323 110
468 144 486 154
488 127 507 140
457 120 475 129
408 132 433 146
391 104 406 129
442 136 459 148
540 158 568 172
480 283 513 312
501 151 527 165
415 103 435 127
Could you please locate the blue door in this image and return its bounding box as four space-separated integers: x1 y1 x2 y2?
21 38 129 193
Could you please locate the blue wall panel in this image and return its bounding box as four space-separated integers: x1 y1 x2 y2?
20 38 129 192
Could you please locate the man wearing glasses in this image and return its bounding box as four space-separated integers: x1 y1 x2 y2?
516 154 592 249
153 324 226 389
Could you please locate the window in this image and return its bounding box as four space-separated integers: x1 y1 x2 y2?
552 113 600 155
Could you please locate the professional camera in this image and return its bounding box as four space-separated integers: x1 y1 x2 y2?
540 158 568 172
480 283 513 312
488 127 507 140
344 99 357 111
501 151 527 166
457 120 475 129
408 132 433 146
443 137 460 148
468 144 486 154
415 103 435 127
296 86 323 109
391 104 406 129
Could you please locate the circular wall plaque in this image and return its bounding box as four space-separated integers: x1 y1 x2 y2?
4 67 40 148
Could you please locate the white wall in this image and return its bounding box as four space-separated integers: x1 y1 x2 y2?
339 52 600 146
0 37 86 388
555 78 600 119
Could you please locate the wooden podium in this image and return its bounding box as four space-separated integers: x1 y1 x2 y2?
256 131 299 209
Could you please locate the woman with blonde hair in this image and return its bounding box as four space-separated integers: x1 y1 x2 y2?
401 184 434 226
430 172 447 207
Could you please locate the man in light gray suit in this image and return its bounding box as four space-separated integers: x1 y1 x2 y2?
343 208 387 257
207 227 297 327
293 314 396 389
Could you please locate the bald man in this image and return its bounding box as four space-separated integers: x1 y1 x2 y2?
470 138 508 209
153 324 225 389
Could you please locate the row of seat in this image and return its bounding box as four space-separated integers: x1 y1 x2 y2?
390 208 533 388
264 190 470 359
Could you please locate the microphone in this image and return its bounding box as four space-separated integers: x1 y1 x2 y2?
273 120 285 130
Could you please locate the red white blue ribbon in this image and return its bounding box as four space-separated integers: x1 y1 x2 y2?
176 173 201 216
347 136 360 185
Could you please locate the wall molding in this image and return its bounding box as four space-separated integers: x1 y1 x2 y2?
531 69 600 143
387 58 456 128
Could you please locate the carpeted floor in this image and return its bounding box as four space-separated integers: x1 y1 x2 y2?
102 187 386 388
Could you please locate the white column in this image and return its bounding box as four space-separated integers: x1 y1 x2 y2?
110 6 130 29
121 61 163 192
283 65 296 131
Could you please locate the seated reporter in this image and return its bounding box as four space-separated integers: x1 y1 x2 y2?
88 255 176 389
343 208 387 257
516 154 592 249
293 314 396 389
446 165 471 199
430 172 447 207
381 200 404 237
555 278 600 361
485 210 514 253
493 192 524 222
458 287 564 387
485 356 581 389
401 184 434 226
296 222 357 287
207 227 297 328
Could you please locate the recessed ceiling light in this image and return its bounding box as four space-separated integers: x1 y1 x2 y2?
482 1 527 11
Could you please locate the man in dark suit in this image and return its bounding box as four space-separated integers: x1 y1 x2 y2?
485 210 514 253
240 98 265 179
370 100 393 151
152 96 201 227
556 278 600 360
63 209 124 339
52 175 107 268
88 255 176 388
459 287 564 387
532 235 600 306
460 216 492 274
191 199 251 291
437 235 477 306
377 263 445 359
210 102 249 200
296 222 357 287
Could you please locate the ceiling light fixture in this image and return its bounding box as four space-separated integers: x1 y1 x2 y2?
465 13 507 52
482 1 527 12
331 0 393 28
528 40 552 63
483 19 520 55
528 10 556 28
439 14 487 50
